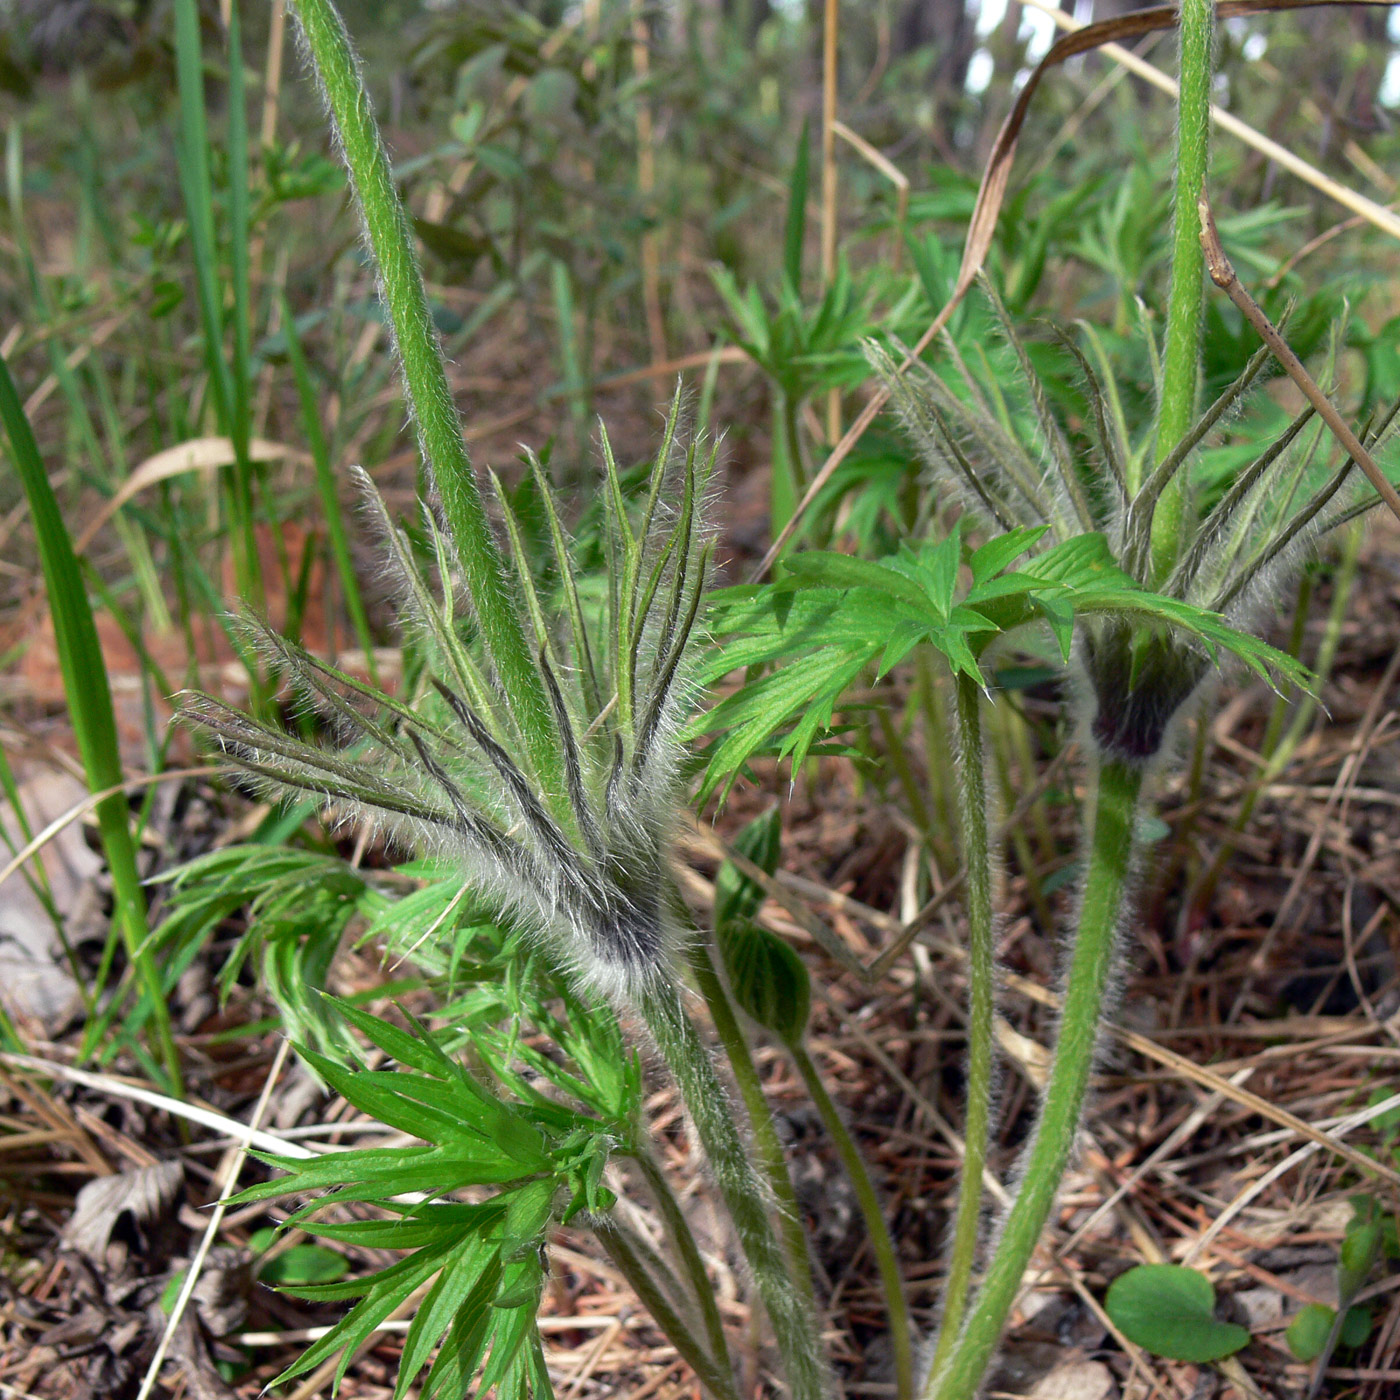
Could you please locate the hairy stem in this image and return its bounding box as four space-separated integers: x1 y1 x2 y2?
790 1042 914 1400
639 977 830 1400
635 1147 734 1377
288 0 564 796
925 758 1144 1400
597 1219 742 1400
1148 0 1213 579
926 673 999 1380
687 944 819 1308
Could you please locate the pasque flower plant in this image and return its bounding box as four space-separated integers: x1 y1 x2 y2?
697 3 1397 1397
871 5 1399 1395
874 284 1398 1398
189 410 712 1006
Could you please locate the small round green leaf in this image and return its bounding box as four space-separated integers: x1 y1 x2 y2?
1105 1264 1251 1363
1286 1303 1335 1362
1339 1218 1381 1294
1341 1303 1373 1350
258 1244 350 1287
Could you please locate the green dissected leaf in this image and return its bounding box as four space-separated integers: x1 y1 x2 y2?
274 1243 455 1389
252 1175 558 1398
396 1236 501 1398
421 1305 494 1400
1026 531 1126 589
1105 1264 1250 1363
476 1254 546 1392
357 872 505 983
701 589 918 677
778 552 931 610
154 846 370 1057
303 1202 506 1251
234 1146 508 1210
909 529 962 618
469 989 640 1129
1033 589 1074 660
696 517 1311 808
224 978 622 1397
1012 532 1311 692
693 644 877 802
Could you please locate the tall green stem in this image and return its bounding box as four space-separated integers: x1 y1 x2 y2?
597 1220 742 1400
635 1147 734 1377
289 0 564 795
686 944 819 1308
926 674 998 1378
925 759 1144 1400
638 979 830 1400
1148 0 1214 581
790 1043 915 1400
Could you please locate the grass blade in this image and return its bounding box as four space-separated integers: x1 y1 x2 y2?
0 352 182 1094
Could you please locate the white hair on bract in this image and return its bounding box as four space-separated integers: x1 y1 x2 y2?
866 291 1398 770
184 387 717 1006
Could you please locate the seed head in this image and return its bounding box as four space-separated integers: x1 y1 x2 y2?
184 391 715 1002
870 288 1399 766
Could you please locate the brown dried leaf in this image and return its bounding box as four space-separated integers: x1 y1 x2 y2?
62 1158 184 1265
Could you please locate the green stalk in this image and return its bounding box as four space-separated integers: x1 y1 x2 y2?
0 353 182 1095
550 259 590 453
597 1220 742 1400
686 944 819 1308
1148 0 1214 580
926 674 999 1379
226 0 254 485
925 759 1144 1400
991 703 1050 933
639 977 830 1400
288 0 564 797
224 1 275 611
634 1147 734 1376
789 1043 914 1400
